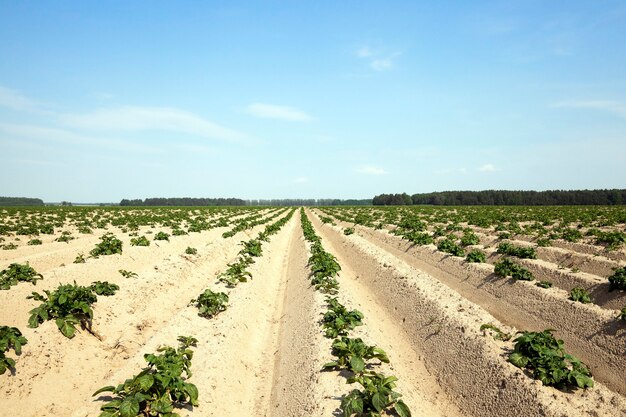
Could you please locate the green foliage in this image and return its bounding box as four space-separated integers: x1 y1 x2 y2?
217 258 252 287
497 242 537 259
480 324 511 341
93 336 199 417
341 372 411 417
27 238 43 245
608 267 626 292
55 231 75 243
618 306 626 322
323 297 364 338
153 231 170 241
595 231 626 250
239 239 262 257
119 269 138 279
320 216 336 225
2 242 18 250
74 253 86 264
90 281 120 296
404 231 433 245
0 263 43 290
190 289 228 318
536 280 553 288
508 329 593 389
569 287 592 304
460 231 480 246
27 281 116 338
560 228 582 242
437 237 464 256
536 238 552 247
308 243 341 294
323 337 389 373
185 247 198 255
494 258 534 281
0 326 28 375
130 236 150 246
90 233 123 257
344 227 355 236
466 249 486 263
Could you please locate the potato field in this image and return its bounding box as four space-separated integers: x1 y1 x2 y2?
1 205 625 417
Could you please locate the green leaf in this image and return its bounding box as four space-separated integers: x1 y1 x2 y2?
56 317 76 338
350 356 366 373
137 374 154 391
322 361 338 369
184 382 199 406
119 397 140 417
93 385 116 396
394 400 412 417
371 391 387 412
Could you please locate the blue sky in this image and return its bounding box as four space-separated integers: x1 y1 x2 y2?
1 1 625 202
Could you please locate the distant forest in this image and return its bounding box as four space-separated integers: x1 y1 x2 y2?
246 199 371 206
120 198 246 206
373 189 626 206
0 197 45 206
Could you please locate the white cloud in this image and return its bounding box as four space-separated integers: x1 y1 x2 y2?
478 163 497 172
0 123 162 153
370 59 393 71
0 86 43 112
355 46 400 72
552 100 626 118
60 106 251 142
356 165 387 175
245 103 313 122
293 177 309 183
356 46 373 58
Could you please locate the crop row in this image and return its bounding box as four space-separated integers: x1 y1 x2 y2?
300 209 411 417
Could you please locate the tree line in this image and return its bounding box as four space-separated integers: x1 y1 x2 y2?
0 197 45 206
120 198 246 206
373 190 626 206
246 199 372 206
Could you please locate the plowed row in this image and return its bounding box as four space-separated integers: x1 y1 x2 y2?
1 207 625 416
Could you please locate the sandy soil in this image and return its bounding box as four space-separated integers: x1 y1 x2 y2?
2 207 625 417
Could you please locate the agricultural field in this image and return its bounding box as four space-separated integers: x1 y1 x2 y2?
1 205 625 417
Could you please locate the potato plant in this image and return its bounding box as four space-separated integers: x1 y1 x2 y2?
130 236 150 246
437 237 464 257
608 267 626 292
90 233 123 256
0 263 43 290
323 337 389 373
569 287 592 304
27 281 118 338
497 242 537 259
508 329 593 389
0 326 28 375
323 297 364 338
465 249 486 263
185 246 198 255
153 231 170 241
190 289 228 318
118 269 138 278
93 336 199 417
341 372 411 417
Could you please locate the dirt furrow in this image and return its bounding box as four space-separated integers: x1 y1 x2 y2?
308 210 626 416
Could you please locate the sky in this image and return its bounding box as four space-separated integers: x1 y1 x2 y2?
1 1 625 202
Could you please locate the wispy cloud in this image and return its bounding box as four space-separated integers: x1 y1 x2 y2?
356 165 387 175
0 123 162 153
245 103 313 122
293 176 309 183
552 100 626 118
60 106 251 142
478 163 497 172
355 46 400 71
0 85 45 112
